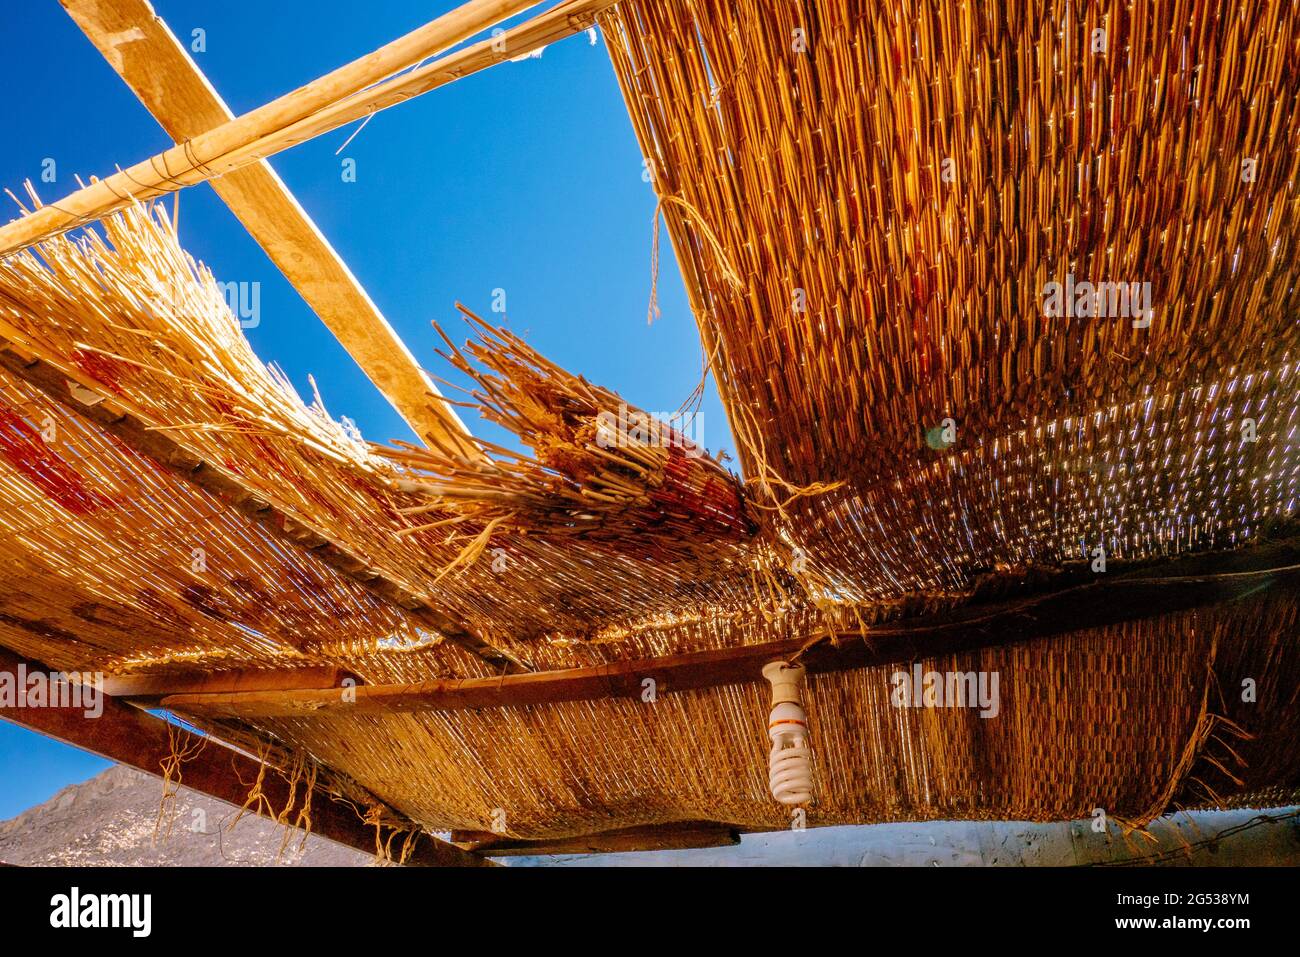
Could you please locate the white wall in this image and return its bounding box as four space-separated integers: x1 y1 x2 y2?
506 808 1300 866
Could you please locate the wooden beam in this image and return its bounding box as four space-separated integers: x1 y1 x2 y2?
0 0 542 258
452 821 743 856
158 538 1300 719
0 342 531 673
210 0 617 176
55 0 541 453
103 665 358 703
0 647 491 866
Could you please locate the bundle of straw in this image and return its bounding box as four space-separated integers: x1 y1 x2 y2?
383 306 756 568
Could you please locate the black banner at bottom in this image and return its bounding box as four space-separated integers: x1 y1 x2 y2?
0 864 1284 944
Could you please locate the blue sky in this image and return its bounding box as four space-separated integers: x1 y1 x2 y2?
0 0 731 820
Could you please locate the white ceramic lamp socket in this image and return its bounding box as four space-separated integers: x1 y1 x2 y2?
762 661 814 806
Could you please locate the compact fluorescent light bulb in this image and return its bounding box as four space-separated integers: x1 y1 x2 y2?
762 661 814 805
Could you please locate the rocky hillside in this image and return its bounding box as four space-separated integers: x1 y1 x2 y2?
0 765 368 866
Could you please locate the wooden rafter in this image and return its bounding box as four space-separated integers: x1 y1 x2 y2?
0 647 491 866
55 0 616 453
102 666 359 704
4 0 613 258
452 821 744 856
155 538 1300 719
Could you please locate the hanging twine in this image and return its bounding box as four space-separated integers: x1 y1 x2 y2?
647 193 744 325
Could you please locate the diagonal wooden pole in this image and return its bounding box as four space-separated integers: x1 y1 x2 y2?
0 647 493 866
54 0 611 452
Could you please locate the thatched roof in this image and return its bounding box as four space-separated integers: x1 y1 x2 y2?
0 0 1297 853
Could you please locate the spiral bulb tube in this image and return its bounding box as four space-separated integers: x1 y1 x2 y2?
762 661 814 805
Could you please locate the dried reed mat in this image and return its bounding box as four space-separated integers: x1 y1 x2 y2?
0 200 807 675
0 196 495 676
242 587 1300 838
602 0 1300 601
0 0 1298 840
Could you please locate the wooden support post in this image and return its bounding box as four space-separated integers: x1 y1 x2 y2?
0 647 492 866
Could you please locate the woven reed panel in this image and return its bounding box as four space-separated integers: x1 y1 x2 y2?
244 588 1299 836
0 364 486 677
602 0 1300 600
